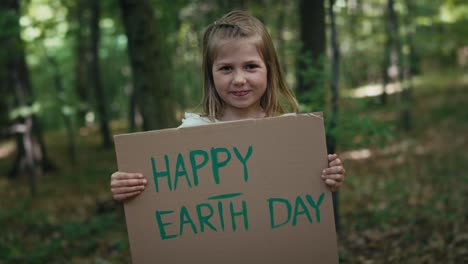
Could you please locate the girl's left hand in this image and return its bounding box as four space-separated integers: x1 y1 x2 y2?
321 154 346 192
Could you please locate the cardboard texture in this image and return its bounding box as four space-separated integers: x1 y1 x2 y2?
114 113 338 264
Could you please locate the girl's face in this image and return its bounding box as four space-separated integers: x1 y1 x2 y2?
212 37 267 120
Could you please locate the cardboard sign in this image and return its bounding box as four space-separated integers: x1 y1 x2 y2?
114 113 338 264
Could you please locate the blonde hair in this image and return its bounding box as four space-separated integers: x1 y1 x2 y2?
202 10 299 120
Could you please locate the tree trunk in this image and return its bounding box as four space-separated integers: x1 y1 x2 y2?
381 0 403 105
400 0 414 131
381 47 390 104
90 0 112 148
297 0 326 107
327 0 340 233
31 110 55 172
275 1 288 73
128 84 137 132
8 118 40 195
1 1 54 189
71 0 90 128
119 0 175 130
0 12 11 128
346 0 360 88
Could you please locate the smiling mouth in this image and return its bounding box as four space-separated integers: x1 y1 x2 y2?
230 91 250 96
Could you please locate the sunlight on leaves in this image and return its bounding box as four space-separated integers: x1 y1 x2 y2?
8 103 42 119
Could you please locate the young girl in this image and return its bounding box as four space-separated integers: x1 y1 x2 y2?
110 10 346 202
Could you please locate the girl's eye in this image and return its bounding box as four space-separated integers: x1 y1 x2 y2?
245 64 259 70
220 66 232 71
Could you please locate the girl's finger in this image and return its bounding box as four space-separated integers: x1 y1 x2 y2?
328 154 337 161
111 172 143 180
329 158 342 167
110 178 147 188
111 185 146 195
113 190 143 202
323 166 345 175
322 174 344 182
325 178 337 186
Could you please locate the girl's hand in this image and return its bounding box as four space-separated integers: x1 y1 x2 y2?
321 154 346 192
110 172 148 202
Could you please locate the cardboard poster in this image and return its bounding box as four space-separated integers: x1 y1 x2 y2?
114 113 338 264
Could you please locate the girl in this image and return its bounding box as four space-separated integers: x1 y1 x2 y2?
111 10 346 202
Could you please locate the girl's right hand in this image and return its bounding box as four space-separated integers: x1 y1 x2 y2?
110 172 148 202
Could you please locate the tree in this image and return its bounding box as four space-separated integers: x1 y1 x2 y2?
90 0 112 148
381 0 403 105
297 0 326 108
0 0 54 194
119 0 176 130
400 0 415 131
327 0 341 233
69 0 91 128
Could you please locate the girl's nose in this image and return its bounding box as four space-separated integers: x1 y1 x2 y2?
233 71 247 85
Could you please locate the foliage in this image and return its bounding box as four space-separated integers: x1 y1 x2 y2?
337 72 468 263
327 98 396 150
0 122 131 263
3 0 465 131
297 52 328 111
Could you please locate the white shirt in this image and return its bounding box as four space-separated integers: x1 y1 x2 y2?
178 112 302 128
178 112 218 128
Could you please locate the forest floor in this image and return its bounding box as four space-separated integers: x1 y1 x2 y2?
337 70 468 263
0 70 467 263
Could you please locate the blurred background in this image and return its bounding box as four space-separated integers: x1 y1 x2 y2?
0 0 467 263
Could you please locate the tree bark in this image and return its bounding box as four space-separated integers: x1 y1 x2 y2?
327 0 340 233
119 0 175 130
400 0 414 131
346 0 360 88
128 84 137 132
70 0 91 128
381 0 403 105
90 0 112 148
297 0 326 106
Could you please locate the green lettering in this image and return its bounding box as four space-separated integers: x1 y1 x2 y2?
179 206 197 236
230 200 249 231
210 147 231 184
174 153 192 190
208 192 242 200
292 196 312 226
196 203 217 232
189 149 209 186
151 156 172 192
268 198 291 229
208 193 244 232
233 146 253 182
305 193 325 222
217 201 225 231
155 210 177 240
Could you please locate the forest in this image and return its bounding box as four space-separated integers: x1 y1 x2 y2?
1 0 467 263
